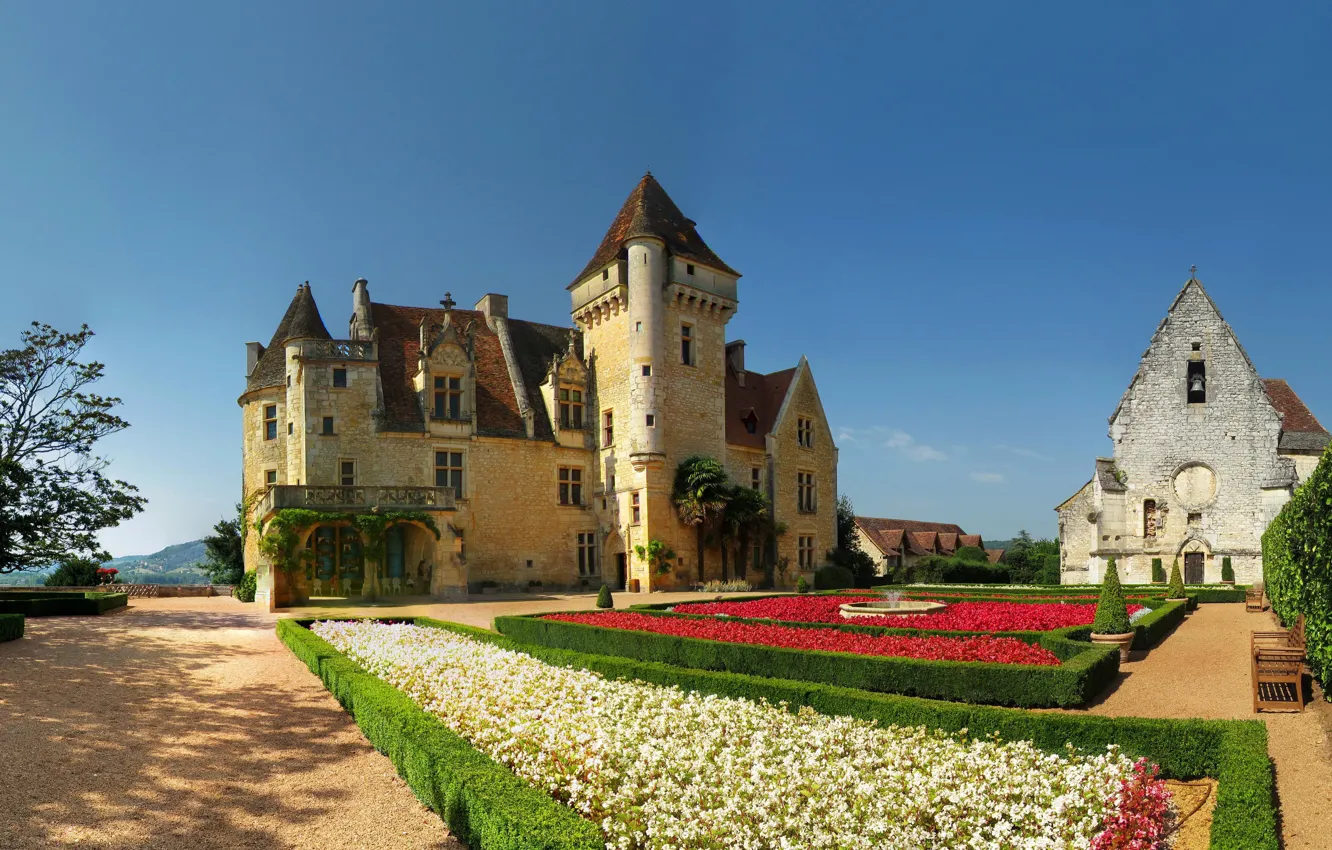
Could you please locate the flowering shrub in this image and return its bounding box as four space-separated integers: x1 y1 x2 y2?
95 567 119 586
674 596 1146 632
311 620 1162 849
544 611 1062 665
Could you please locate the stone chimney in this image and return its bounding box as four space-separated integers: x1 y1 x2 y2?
474 293 508 321
350 278 374 341
725 340 746 385
245 342 265 378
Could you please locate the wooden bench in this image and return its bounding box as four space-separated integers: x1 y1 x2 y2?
1245 587 1265 612
1252 613 1306 713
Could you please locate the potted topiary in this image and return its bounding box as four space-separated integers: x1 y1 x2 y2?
1150 557 1165 584
596 584 613 608
1166 560 1187 603
1090 558 1135 662
1220 556 1235 585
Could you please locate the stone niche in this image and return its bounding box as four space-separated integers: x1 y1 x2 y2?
1172 463 1217 507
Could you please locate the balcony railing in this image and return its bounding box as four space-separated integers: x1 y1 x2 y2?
258 485 456 517
298 339 377 361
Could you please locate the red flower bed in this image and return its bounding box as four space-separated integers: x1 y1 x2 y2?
673 596 1145 632
544 611 1061 665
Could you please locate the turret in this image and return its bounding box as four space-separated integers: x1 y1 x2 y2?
627 235 665 458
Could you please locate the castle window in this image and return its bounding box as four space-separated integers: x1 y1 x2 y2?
1192 342 1202 351
631 491 641 524
263 405 277 441
646 414 656 427
751 467 761 489
577 532 599 576
797 417 814 448
339 459 356 486
609 473 615 491
603 410 614 447
742 411 758 434
686 263 695 275
434 451 463 491
322 416 334 435
602 268 609 281
1186 361 1206 404
265 469 278 485
559 386 584 429
559 467 583 506
333 368 347 388
287 422 294 436
1188 512 1202 527
681 324 694 366
798 535 815 568
797 472 817 513
642 365 651 377
1143 500 1157 538
434 376 464 420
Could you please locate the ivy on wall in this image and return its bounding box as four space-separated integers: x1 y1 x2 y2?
255 509 441 578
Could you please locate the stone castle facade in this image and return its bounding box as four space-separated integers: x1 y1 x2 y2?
238 174 838 608
1057 275 1328 585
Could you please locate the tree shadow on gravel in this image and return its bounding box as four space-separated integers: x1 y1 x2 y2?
0 608 458 850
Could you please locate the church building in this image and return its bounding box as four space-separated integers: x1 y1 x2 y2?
1056 274 1328 585
238 174 838 608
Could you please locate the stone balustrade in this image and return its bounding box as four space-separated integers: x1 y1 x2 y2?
257 485 456 517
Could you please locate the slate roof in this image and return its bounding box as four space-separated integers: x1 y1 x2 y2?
245 283 331 393
725 365 797 448
1263 379 1330 452
372 303 580 438
572 173 739 286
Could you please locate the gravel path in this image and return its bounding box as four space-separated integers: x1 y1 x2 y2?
1068 603 1332 849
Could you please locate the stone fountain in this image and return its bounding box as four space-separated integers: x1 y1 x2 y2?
839 590 947 619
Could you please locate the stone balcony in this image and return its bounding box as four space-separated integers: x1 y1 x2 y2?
295 339 377 362
257 485 456 518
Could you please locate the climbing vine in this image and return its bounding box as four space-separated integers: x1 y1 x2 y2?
634 539 676 576
255 508 441 576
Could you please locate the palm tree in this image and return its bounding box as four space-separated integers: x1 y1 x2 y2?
721 485 770 582
672 456 730 583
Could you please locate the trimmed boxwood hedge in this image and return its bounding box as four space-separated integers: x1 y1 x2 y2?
276 618 602 850
494 613 1121 707
414 617 1275 850
0 591 128 616
0 613 23 642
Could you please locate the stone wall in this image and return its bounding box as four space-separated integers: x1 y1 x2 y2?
769 363 838 583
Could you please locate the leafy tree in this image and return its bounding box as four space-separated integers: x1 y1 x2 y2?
1003 531 1060 584
43 555 103 587
718 485 771 582
826 494 875 586
0 323 145 573
672 456 729 583
200 503 246 584
1092 557 1131 634
955 545 988 563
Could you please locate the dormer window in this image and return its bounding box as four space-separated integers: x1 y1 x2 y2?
686 263 695 275
559 386 584 429
434 376 463 420
742 411 758 434
1187 361 1206 404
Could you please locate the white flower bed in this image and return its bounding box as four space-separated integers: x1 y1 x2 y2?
312 620 1137 850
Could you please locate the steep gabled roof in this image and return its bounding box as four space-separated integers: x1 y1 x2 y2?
725 365 796 448
245 283 331 392
958 534 984 549
571 173 739 286
855 516 972 559
1263 378 1331 452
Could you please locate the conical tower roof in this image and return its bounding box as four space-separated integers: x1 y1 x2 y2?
570 173 739 287
246 283 331 392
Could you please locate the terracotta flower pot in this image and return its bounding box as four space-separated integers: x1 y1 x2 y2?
1091 631 1136 663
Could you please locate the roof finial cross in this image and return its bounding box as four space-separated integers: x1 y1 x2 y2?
1190 264 1198 278
440 292 455 311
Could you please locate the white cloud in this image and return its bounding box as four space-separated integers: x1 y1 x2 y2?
835 426 948 461
996 444 1054 462
971 472 1006 484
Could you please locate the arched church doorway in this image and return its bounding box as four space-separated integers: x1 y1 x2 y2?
1178 538 1210 584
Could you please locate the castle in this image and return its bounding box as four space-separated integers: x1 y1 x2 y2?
238 174 838 608
1056 275 1328 585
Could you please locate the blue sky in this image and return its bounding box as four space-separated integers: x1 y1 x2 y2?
3 2 1330 556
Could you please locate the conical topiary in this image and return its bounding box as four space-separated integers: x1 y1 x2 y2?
1167 560 1186 599
596 584 613 608
1092 557 1132 635
1151 557 1165 583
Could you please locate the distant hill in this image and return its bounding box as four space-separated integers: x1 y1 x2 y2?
106 539 208 572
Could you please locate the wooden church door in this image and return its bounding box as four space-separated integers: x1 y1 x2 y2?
1184 552 1205 584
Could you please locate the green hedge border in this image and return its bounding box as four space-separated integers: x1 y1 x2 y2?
495 612 1123 707
0 591 128 616
276 618 602 850
866 584 1248 603
433 616 1274 850
0 613 23 642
